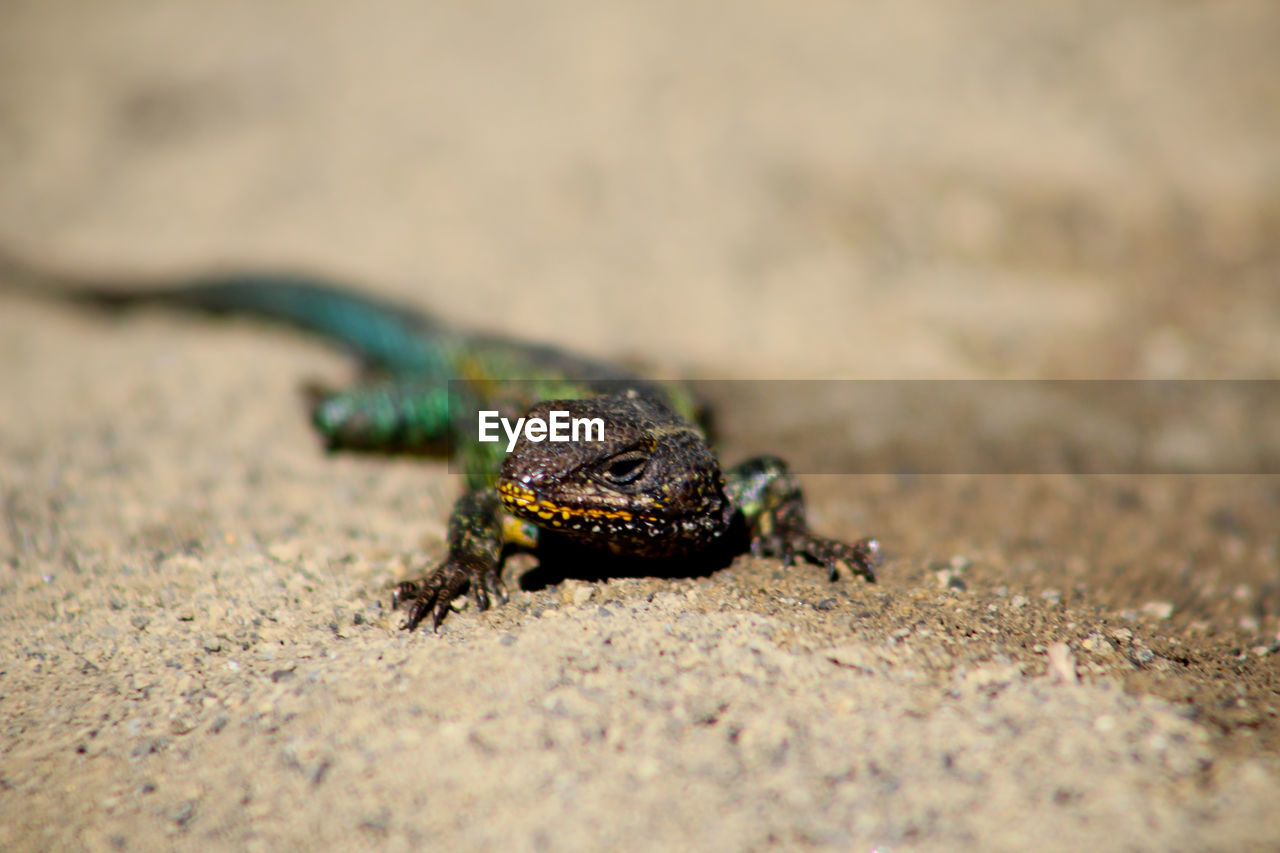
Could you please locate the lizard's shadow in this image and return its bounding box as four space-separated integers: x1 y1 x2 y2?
514 527 746 592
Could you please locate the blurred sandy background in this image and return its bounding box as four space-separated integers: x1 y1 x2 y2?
1 2 1278 850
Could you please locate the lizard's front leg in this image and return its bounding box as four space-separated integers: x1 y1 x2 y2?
394 488 519 631
724 455 880 583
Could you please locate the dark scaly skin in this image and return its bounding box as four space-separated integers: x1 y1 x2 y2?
2 255 880 629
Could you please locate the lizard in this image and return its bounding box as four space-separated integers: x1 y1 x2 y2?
2 252 881 630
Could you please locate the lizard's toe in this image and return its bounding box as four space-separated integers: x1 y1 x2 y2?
397 591 435 632
484 570 509 606
469 566 510 613
819 536 880 583
394 563 472 631
758 530 881 584
392 579 421 610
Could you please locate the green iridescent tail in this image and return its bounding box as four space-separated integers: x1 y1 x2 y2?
0 247 452 374
67 273 452 375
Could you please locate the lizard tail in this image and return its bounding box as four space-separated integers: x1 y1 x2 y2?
0 247 452 373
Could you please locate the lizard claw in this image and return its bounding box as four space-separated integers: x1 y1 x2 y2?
393 559 510 631
393 570 463 631
470 566 510 612
811 535 880 583
754 531 881 583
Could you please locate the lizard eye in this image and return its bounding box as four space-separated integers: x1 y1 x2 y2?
600 452 649 486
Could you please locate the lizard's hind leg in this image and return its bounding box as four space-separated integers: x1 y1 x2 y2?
307 377 456 454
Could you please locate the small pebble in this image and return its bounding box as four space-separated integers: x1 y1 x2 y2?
1129 647 1156 667
1046 643 1078 684
1081 633 1109 652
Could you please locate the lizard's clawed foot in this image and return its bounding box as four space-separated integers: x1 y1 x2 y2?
393 560 509 631
752 531 881 583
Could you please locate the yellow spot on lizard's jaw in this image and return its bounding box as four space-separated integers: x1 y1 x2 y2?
497 481 536 509
497 480 640 524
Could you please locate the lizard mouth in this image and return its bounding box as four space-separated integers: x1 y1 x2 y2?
497 479 638 530
497 474 725 558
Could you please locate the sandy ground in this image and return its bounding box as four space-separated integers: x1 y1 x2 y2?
2 1 1279 850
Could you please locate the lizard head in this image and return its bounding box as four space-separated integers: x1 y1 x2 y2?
496 392 730 557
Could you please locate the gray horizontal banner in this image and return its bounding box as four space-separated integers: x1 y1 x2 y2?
447 380 1280 475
